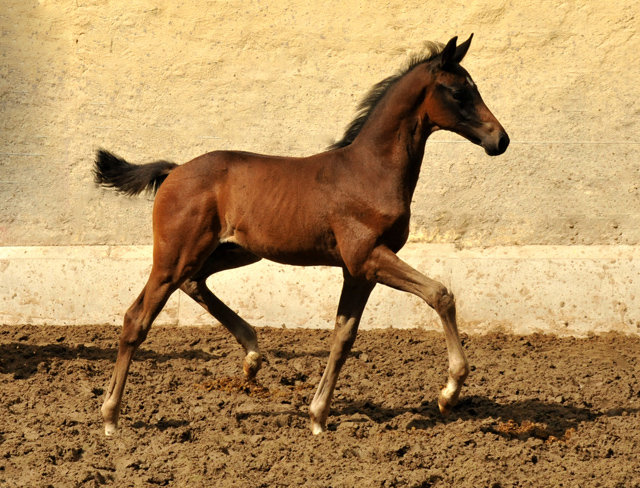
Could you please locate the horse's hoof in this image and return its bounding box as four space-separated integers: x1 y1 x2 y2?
438 391 454 416
309 407 327 435
243 351 262 380
310 421 326 435
104 422 118 437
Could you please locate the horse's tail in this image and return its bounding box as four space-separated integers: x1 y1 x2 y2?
93 149 178 196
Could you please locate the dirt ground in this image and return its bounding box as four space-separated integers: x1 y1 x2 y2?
1 324 639 487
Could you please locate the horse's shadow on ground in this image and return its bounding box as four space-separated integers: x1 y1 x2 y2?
0 343 331 379
0 342 224 378
231 393 630 441
325 395 633 441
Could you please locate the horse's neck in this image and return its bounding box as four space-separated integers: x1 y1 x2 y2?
351 77 433 199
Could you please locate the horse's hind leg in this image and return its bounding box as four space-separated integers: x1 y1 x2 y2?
101 268 180 436
308 270 375 434
101 229 217 435
180 245 264 379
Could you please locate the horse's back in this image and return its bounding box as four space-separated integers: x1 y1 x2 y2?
153 149 343 266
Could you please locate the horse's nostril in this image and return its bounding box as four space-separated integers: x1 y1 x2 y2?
498 133 510 154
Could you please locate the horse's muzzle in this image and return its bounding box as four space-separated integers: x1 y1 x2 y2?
484 132 510 156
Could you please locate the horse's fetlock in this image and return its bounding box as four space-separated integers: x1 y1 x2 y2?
450 361 470 383
309 400 328 432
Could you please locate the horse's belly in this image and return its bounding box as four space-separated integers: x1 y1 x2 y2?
224 228 342 268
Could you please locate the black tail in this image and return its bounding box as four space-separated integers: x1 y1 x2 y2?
93 149 179 196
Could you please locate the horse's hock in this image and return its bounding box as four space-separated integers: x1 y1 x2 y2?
1 0 639 335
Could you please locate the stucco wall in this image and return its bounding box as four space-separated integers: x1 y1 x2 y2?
2 0 638 248
3 244 639 335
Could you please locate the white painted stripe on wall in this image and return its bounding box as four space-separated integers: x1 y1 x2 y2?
0 244 638 336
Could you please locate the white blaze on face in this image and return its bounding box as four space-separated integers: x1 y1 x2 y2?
466 76 476 88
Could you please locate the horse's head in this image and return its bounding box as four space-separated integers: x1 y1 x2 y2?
424 34 509 156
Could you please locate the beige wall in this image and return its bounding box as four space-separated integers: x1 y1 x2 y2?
1 0 639 248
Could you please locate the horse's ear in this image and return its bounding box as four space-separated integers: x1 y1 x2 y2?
439 36 458 67
452 33 473 63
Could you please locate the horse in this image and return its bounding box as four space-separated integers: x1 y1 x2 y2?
93 34 509 436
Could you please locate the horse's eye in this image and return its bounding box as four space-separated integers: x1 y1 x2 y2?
452 91 469 104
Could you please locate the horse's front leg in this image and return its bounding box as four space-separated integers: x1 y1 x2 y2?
308 271 375 434
361 245 470 415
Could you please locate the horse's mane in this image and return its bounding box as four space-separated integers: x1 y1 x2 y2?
329 41 445 150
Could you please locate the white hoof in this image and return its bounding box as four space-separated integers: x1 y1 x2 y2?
104 422 118 436
311 422 326 435
243 351 262 379
438 383 461 416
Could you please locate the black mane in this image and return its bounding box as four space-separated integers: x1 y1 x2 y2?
329 42 444 150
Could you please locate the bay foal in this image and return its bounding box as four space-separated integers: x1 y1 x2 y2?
94 35 509 436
